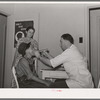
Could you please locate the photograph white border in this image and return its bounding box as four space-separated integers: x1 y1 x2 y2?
0 1 100 98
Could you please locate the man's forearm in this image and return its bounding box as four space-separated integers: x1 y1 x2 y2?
39 56 53 68
46 53 53 59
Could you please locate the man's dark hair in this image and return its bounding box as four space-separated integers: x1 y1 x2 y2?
61 33 74 44
18 42 31 57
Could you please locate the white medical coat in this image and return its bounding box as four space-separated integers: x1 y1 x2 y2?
50 44 94 88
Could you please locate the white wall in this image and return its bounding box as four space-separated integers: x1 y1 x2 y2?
0 3 96 87
39 4 85 55
37 4 87 78
0 4 14 15
3 4 40 87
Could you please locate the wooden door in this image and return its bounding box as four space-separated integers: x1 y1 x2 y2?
0 13 7 87
90 8 100 87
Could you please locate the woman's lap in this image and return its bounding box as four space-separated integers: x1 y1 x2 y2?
49 79 69 88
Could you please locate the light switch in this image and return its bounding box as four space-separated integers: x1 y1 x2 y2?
79 37 83 43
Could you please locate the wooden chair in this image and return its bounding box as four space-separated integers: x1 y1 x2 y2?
12 66 19 88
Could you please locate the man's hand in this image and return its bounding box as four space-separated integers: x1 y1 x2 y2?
39 49 49 57
41 51 49 58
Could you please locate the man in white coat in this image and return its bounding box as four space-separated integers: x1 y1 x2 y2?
35 33 94 88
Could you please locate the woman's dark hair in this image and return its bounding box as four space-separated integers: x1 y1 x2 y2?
26 26 35 33
61 33 74 44
18 42 31 57
25 26 35 38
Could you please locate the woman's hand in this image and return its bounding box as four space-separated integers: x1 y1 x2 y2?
34 50 41 58
43 80 52 87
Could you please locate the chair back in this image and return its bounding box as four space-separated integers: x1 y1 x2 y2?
12 66 19 88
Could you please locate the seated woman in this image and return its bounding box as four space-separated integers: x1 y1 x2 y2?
15 42 51 88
